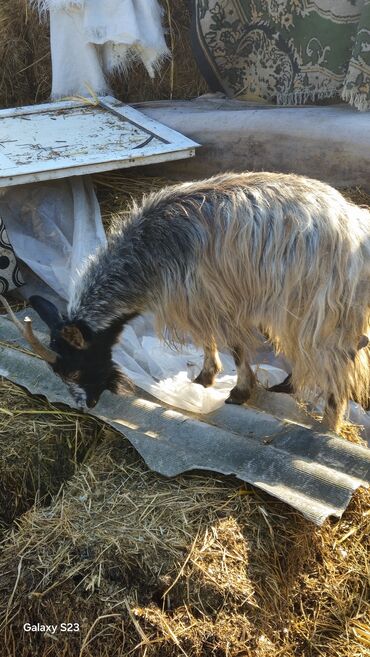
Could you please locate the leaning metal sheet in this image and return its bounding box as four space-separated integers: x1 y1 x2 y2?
0 311 369 525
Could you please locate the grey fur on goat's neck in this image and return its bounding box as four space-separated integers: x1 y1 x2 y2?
68 188 206 332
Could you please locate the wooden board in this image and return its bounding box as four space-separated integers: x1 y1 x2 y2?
0 96 199 188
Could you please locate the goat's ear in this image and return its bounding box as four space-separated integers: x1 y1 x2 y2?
29 295 63 329
60 324 88 349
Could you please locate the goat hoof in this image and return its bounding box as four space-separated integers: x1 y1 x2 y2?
225 396 244 405
268 373 293 394
225 386 251 405
194 370 215 388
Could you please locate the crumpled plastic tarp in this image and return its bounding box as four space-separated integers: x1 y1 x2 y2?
114 314 289 414
0 177 105 302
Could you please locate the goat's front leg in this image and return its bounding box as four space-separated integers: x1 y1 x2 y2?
194 338 222 388
226 344 256 404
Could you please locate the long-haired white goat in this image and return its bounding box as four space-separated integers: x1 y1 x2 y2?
5 172 370 432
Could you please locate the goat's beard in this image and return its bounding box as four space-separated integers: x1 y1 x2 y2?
108 366 134 396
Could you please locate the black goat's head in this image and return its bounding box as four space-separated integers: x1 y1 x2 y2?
31 295 129 409
30 295 129 409
6 295 129 410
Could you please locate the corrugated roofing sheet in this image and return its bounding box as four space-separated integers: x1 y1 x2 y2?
0 310 369 525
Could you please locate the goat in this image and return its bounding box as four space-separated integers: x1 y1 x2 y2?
3 171 370 432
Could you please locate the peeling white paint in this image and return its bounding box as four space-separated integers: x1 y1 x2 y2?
0 97 199 188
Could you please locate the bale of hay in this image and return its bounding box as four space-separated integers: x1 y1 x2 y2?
0 1 207 109
0 431 369 657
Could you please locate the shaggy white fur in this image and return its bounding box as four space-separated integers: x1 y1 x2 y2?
70 172 370 431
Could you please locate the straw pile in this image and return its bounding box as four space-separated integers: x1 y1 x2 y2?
0 0 50 108
0 380 107 526
0 423 369 657
0 0 207 109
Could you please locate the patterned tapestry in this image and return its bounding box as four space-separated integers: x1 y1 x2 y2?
192 0 370 111
0 218 24 294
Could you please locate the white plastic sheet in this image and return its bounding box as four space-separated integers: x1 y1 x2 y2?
114 315 288 414
0 177 105 302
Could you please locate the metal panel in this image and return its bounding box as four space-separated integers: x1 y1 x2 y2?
0 97 199 188
0 311 369 526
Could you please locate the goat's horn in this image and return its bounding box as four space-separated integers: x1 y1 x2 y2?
0 295 57 364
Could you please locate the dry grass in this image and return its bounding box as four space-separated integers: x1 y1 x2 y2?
0 381 107 526
0 0 207 109
342 187 370 209
0 425 369 657
0 0 50 108
92 171 176 231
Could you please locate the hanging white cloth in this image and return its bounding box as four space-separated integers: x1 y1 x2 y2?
32 0 170 98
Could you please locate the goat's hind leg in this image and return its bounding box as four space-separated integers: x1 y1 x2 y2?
320 337 369 432
319 342 361 432
194 338 222 388
322 394 347 433
226 344 256 405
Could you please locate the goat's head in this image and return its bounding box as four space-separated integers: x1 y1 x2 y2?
1 295 129 410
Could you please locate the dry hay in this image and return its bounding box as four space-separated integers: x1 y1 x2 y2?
0 0 50 108
92 170 177 232
0 380 107 526
0 300 107 525
342 186 370 210
0 1 207 109
0 429 369 657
